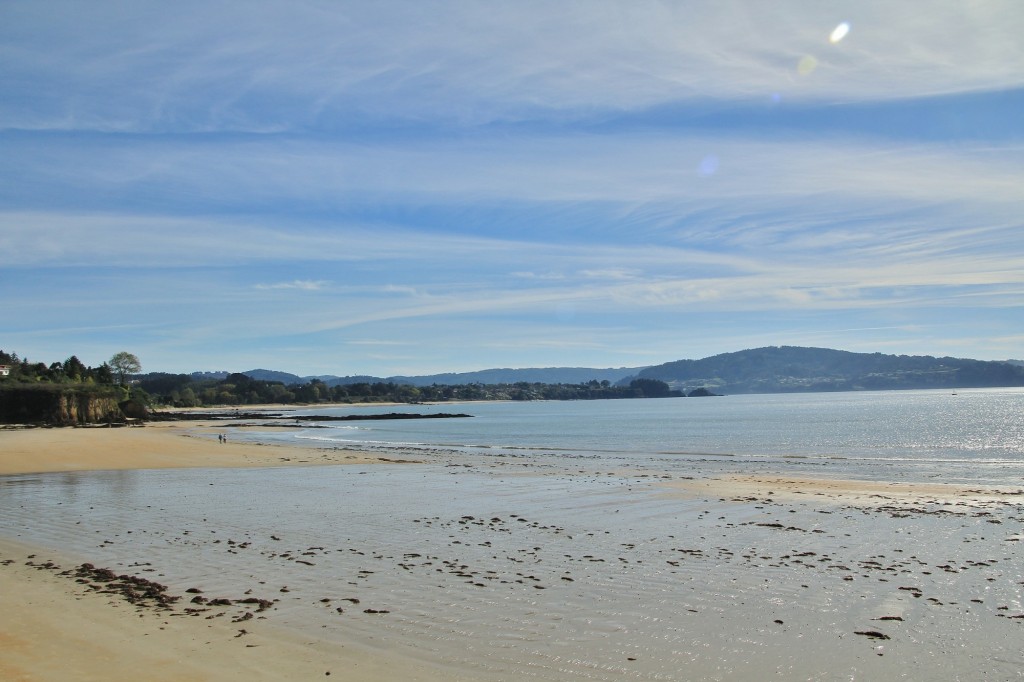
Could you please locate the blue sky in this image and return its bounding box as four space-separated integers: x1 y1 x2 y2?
2 1 1023 376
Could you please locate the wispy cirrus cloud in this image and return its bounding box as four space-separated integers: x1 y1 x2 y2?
254 280 329 291
4 134 1020 224
2 2 1021 374
3 2 1022 133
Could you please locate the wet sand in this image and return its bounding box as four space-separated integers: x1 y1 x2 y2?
0 420 441 681
0 535 476 682
671 472 1024 506
2 420 1023 680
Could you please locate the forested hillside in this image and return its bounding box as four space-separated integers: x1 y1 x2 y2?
7 346 1023 418
638 346 1024 393
135 373 680 407
238 366 645 388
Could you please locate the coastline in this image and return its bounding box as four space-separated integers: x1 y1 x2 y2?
3 417 1023 680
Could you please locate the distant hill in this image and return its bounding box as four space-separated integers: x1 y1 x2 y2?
242 369 303 384
214 348 1024 395
637 346 1024 394
239 366 644 387
389 366 643 387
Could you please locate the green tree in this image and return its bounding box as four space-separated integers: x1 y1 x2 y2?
109 352 142 385
628 378 674 398
63 355 87 381
94 362 114 385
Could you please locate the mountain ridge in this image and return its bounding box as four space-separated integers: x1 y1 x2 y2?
240 366 646 388
636 346 1024 393
226 346 1024 393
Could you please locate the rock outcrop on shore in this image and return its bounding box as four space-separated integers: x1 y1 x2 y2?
0 385 131 426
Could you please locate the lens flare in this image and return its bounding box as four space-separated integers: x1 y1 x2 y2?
697 155 719 177
830 22 850 44
797 55 818 76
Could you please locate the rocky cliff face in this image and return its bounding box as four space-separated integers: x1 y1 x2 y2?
0 387 127 425
53 392 125 425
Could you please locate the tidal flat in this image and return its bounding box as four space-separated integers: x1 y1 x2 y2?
2 432 1022 681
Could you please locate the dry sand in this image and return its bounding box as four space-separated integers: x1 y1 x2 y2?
0 421 405 475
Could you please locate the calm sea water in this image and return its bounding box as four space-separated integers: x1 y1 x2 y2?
272 388 1024 486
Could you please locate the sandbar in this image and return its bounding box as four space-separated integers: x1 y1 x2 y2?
0 420 402 476
665 472 1024 507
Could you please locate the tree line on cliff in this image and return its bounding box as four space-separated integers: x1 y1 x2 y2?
0 350 145 424
0 349 681 413
136 372 681 407
1 350 117 385
0 350 141 386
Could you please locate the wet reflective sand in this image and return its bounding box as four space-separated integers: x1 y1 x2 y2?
2 447 1022 681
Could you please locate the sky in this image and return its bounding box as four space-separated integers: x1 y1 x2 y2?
2 1 1023 377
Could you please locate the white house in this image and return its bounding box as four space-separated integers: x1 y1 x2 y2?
0 365 10 377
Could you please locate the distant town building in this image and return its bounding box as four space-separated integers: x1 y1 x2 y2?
0 365 10 377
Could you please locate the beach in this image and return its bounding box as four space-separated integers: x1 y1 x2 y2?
0 420 453 682
0 536 456 682
2 416 1023 681
0 418 412 476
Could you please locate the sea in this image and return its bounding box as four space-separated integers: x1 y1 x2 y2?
3 387 1023 680
268 387 1024 486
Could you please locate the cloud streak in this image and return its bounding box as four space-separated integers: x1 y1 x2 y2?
254 280 329 291
4 2 1022 133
